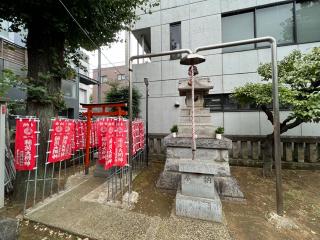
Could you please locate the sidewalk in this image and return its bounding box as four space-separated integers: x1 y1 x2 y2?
25 164 231 240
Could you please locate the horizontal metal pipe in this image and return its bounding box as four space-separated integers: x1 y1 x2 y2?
195 37 276 53
129 48 192 62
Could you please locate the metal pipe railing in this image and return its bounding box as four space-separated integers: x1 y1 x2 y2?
127 37 283 216
195 37 282 216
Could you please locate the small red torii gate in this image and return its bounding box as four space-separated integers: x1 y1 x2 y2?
81 102 128 174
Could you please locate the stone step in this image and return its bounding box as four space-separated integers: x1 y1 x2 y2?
179 115 212 124
166 147 230 163
180 108 210 116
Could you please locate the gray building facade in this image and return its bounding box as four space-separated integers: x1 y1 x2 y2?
130 0 320 136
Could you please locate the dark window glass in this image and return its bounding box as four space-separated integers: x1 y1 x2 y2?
170 22 181 60
256 3 294 46
296 0 320 43
222 12 255 52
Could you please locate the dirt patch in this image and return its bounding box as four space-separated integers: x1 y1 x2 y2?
224 167 320 240
132 161 175 218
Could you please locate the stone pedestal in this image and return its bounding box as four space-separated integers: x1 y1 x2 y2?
157 76 244 222
176 160 222 222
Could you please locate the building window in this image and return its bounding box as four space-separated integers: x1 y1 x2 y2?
117 74 126 80
222 1 320 52
79 88 87 104
204 94 290 112
256 3 294 47
61 80 76 98
101 75 108 83
170 22 181 60
296 0 320 43
222 12 255 52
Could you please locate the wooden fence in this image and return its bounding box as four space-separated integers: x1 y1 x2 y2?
148 134 320 169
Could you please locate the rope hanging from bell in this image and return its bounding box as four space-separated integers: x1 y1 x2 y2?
188 65 198 160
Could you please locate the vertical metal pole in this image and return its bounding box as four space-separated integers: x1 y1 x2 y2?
0 104 6 208
23 171 31 214
144 79 149 166
128 61 133 196
97 48 102 103
33 119 40 206
42 119 53 201
271 40 283 216
57 161 62 193
50 163 55 196
85 112 92 175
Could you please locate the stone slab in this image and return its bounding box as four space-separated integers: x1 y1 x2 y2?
214 176 245 200
181 173 219 199
166 147 229 162
156 171 180 190
164 135 232 149
179 160 230 176
176 190 222 222
0 218 18 240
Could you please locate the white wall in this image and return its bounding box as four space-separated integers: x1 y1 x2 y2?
132 0 320 135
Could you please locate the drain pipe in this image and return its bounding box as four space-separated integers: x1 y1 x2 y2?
128 48 192 192
196 37 282 216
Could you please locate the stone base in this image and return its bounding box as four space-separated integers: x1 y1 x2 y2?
214 176 245 201
157 171 244 200
156 171 180 190
176 189 222 222
0 218 18 240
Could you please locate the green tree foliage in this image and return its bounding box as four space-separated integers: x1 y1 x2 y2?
233 48 320 135
105 85 142 119
0 69 19 98
0 0 158 199
0 0 158 107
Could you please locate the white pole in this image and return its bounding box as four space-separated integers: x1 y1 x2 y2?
0 103 6 208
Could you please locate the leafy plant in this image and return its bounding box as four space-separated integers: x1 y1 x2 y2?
233 48 320 134
215 127 224 134
233 48 320 176
105 85 141 118
0 69 23 99
170 125 178 133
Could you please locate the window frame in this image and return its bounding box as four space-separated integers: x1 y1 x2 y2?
221 0 320 53
169 21 182 60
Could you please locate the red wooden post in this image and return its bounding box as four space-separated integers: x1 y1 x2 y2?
85 108 92 174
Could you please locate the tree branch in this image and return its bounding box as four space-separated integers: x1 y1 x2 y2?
261 105 274 124
280 118 304 134
280 115 295 129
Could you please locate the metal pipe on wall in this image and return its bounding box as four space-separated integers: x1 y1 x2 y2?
128 48 192 189
195 36 282 216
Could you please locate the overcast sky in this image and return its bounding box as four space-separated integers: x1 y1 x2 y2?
87 31 126 76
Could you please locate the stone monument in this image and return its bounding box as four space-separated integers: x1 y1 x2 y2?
157 75 244 222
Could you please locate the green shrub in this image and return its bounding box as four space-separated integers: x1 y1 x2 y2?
170 125 178 133
215 127 224 134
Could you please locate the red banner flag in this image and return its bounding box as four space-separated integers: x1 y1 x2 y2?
105 118 115 170
114 118 128 167
14 118 38 171
97 119 108 165
48 119 73 163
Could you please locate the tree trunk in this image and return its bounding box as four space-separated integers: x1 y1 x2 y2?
262 134 274 177
13 20 65 202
